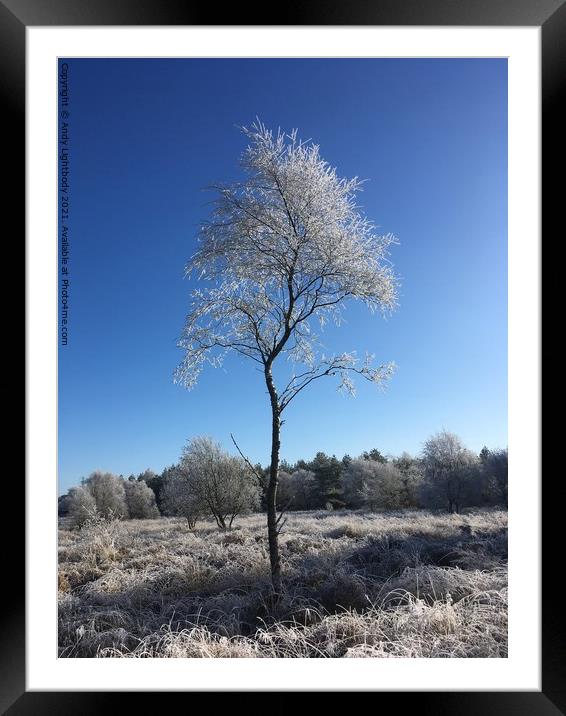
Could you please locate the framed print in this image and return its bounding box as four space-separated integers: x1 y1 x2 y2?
10 0 557 710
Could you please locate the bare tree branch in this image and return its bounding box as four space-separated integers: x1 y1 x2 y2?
230 433 266 490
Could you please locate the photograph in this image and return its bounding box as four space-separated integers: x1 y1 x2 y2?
56 57 509 660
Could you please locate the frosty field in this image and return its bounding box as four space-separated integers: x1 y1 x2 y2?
58 509 507 658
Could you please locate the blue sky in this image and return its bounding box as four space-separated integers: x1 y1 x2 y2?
58 58 507 493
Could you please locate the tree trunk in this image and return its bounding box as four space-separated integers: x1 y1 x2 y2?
265 368 282 595
212 510 226 530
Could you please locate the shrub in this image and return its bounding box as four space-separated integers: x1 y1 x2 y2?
67 486 98 528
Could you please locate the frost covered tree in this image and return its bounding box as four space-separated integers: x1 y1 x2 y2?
276 468 317 511
275 470 295 512
421 431 480 513
361 462 406 510
342 458 406 510
291 468 317 511
83 471 128 519
124 479 160 519
177 436 260 530
67 485 98 528
161 467 203 528
341 458 370 509
176 121 397 592
392 452 423 507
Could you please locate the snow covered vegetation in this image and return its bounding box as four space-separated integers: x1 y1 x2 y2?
58 508 507 658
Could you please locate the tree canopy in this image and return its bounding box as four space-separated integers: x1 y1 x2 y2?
175 120 398 402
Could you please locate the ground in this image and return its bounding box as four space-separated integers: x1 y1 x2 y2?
58 508 507 658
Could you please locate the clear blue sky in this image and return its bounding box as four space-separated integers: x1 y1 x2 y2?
58 58 507 493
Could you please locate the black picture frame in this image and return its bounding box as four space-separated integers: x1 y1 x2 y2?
10 0 556 711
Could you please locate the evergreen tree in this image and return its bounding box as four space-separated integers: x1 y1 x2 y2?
362 448 388 464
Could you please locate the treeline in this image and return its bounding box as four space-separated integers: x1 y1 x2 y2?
59 430 508 529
